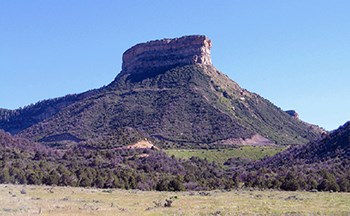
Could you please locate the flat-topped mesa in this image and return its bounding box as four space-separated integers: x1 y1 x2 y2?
121 35 212 75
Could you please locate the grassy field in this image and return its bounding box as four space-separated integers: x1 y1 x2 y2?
165 146 285 164
1 184 350 215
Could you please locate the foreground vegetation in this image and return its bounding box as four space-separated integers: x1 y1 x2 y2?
1 123 350 193
1 129 350 192
1 184 349 216
165 146 285 164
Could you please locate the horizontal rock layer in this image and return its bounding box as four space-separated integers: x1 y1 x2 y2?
121 35 212 75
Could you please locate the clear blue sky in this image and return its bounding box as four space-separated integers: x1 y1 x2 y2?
1 0 349 130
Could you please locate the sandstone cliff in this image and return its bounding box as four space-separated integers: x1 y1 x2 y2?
121 35 212 76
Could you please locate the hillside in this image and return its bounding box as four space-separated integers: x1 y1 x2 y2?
257 121 350 167
234 121 350 191
0 35 323 149
0 90 101 134
0 130 47 154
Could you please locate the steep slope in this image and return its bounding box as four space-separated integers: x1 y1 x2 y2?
0 35 323 149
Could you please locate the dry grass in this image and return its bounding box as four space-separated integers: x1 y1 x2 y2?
1 184 350 215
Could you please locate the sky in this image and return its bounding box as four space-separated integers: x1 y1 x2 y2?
1 0 349 130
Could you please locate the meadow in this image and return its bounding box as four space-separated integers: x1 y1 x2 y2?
165 146 285 164
1 184 350 215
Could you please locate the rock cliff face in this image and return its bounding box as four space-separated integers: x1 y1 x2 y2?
121 35 212 75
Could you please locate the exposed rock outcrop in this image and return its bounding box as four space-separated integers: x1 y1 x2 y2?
121 35 212 75
286 110 299 119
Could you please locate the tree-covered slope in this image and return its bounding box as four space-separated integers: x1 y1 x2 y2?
0 89 104 134
1 65 323 149
262 121 350 167
234 122 350 192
